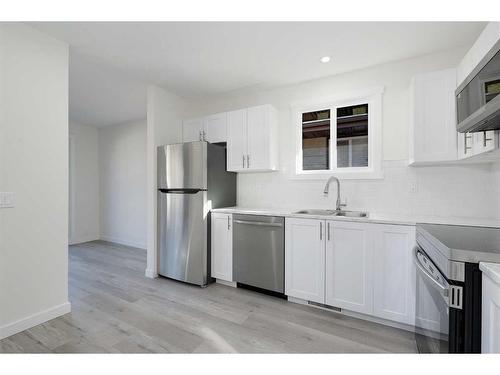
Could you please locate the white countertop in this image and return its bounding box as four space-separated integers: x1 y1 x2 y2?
211 206 500 228
480 262 500 285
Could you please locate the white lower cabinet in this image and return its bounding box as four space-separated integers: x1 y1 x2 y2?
481 265 500 353
211 213 233 282
372 224 416 325
285 218 325 303
325 221 373 315
285 217 417 326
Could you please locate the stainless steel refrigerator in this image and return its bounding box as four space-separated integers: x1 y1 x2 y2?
157 141 236 286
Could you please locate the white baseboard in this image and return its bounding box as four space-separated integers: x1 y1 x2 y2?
0 302 71 340
100 235 146 250
145 268 158 279
69 235 100 245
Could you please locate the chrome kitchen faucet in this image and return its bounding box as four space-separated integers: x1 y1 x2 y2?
323 176 345 211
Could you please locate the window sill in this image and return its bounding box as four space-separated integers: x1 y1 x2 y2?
290 168 384 181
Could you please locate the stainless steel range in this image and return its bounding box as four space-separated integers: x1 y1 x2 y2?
415 223 500 353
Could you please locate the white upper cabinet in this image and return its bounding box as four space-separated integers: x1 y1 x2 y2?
227 109 248 171
183 113 228 143
203 112 227 143
458 130 499 159
473 131 499 155
183 118 204 142
409 68 458 165
457 132 474 159
285 218 325 304
372 224 416 325
211 212 233 282
325 221 373 315
226 104 279 172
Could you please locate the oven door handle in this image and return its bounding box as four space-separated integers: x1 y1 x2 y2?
414 246 450 302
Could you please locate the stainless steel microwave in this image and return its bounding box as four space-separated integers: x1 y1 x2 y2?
456 39 500 133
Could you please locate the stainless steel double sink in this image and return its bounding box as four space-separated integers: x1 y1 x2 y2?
294 209 368 218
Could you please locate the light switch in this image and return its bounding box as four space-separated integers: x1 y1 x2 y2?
0 192 15 208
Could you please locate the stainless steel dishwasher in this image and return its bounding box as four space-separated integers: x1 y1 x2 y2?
233 214 285 294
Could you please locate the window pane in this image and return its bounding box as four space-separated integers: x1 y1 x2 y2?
352 137 368 166
336 104 368 168
302 109 330 170
337 139 350 168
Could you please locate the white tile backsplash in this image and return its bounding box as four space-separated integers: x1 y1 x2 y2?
237 161 500 220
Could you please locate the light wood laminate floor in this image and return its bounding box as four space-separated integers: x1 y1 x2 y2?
0 241 417 353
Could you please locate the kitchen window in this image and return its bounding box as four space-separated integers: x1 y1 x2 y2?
293 88 383 179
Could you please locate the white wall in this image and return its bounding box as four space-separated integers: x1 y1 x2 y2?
145 85 188 277
69 121 100 244
0 24 70 339
99 119 147 249
188 46 500 220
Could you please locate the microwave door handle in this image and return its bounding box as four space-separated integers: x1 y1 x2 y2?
414 247 449 302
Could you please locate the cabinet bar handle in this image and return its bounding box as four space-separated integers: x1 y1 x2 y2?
464 134 472 154
199 130 203 141
320 222 323 240
227 216 230 230
484 131 493 147
247 154 250 168
242 155 245 168
327 222 330 241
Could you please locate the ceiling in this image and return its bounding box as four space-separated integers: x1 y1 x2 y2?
30 22 486 127
68 53 147 127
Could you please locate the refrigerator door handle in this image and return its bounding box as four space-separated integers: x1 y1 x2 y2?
158 188 205 194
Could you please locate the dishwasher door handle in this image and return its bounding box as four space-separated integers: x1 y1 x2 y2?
233 219 283 228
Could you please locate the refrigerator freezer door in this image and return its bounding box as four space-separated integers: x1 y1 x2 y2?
157 142 207 190
157 190 208 285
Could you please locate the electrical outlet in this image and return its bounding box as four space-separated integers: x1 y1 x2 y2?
409 181 418 193
0 192 15 208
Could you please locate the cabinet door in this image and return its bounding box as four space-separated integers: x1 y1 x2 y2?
204 112 227 143
457 131 474 159
473 130 497 155
247 105 271 170
372 224 416 324
211 213 232 282
326 221 373 314
183 118 204 142
227 109 248 171
410 69 457 164
482 274 500 353
285 218 325 303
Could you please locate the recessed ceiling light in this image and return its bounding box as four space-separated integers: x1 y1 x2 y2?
320 56 331 63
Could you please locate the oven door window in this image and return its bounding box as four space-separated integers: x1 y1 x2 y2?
414 247 450 353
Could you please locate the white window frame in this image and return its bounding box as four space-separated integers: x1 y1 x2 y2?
291 87 384 180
